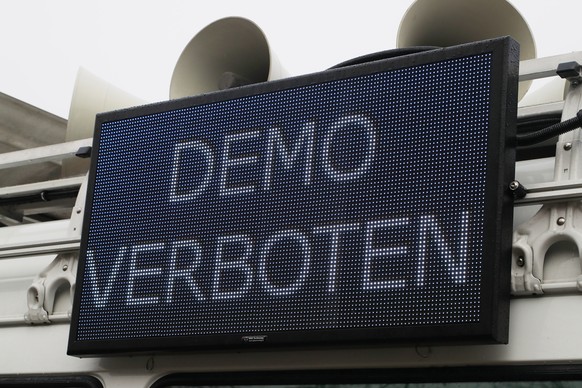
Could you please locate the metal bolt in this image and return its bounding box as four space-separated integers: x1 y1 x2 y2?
516 256 525 267
564 142 573 151
76 207 82 214
146 357 155 371
62 264 68 271
415 345 432 359
557 217 566 226
509 180 527 199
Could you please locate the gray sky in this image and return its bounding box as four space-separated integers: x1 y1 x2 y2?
0 0 579 119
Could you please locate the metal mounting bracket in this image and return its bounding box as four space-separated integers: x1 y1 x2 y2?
25 252 78 324
23 174 88 323
512 71 582 295
512 201 582 294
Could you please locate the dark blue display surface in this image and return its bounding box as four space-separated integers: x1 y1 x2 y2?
69 38 518 355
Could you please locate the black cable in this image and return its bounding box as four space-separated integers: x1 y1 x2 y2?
517 109 582 146
0 188 79 206
329 47 439 69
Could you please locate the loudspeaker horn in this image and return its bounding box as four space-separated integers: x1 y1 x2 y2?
63 68 145 177
397 0 536 100
170 17 286 99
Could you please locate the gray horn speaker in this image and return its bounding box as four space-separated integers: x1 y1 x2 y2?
397 0 536 100
170 17 286 99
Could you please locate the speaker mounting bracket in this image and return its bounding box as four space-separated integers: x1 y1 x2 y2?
512 66 582 295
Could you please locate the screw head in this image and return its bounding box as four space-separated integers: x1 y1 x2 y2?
516 256 525 267
564 142 573 151
557 217 566 226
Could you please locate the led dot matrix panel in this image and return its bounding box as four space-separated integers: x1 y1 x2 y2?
68 37 518 356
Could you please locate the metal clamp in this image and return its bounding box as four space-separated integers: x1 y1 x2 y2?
512 202 582 294
25 252 77 324
557 61 582 84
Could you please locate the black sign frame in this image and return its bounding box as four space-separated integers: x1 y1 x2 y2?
68 37 518 356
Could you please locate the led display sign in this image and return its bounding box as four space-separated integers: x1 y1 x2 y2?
68 37 518 356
